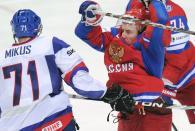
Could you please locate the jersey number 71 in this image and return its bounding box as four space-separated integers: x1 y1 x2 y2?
2 60 39 106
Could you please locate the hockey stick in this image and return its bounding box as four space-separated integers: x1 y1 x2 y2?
68 94 195 110
172 123 178 131
96 11 195 36
70 94 180 131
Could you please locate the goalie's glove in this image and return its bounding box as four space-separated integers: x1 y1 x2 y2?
79 0 104 26
141 0 166 9
102 84 135 113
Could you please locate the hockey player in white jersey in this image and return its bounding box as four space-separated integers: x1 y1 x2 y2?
0 9 135 131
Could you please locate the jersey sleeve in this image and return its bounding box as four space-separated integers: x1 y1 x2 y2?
52 37 106 99
75 22 113 52
138 0 171 78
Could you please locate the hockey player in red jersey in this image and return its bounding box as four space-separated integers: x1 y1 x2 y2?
0 9 135 131
126 0 195 124
163 0 195 124
75 0 172 131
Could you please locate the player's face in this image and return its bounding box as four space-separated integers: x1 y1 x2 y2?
121 23 138 44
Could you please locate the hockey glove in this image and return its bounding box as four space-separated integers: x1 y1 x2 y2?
79 0 103 26
102 84 135 113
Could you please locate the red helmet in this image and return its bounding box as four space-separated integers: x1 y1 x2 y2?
120 7 149 34
125 0 150 20
125 7 149 20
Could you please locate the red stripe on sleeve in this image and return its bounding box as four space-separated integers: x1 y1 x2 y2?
64 62 87 85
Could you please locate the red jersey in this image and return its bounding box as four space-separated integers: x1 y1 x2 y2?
75 1 170 102
163 0 195 90
126 0 195 90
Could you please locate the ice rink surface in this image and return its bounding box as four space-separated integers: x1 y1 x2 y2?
0 0 195 130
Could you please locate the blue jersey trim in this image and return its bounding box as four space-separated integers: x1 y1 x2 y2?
152 0 168 24
165 65 195 90
134 99 156 102
161 96 173 105
132 92 161 102
45 55 62 95
111 27 119 36
20 106 72 131
175 65 195 89
83 39 105 52
75 21 93 39
141 28 165 78
166 42 190 54
52 37 70 54
126 1 133 11
67 67 104 99
75 22 105 52
68 67 89 87
132 92 161 97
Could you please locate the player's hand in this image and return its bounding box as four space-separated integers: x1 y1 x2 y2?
102 84 135 113
79 0 103 26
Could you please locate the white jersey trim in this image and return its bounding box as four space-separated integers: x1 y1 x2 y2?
166 42 186 51
133 95 159 101
170 32 190 46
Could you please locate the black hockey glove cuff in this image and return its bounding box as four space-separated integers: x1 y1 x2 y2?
102 84 135 113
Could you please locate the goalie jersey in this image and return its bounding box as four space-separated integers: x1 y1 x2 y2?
0 36 106 130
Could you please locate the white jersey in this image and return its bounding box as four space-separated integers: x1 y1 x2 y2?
0 36 106 131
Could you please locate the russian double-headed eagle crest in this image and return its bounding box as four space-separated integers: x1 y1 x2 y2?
108 43 124 63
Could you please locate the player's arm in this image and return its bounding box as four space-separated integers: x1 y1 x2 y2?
75 1 113 52
53 37 135 113
52 37 106 99
139 0 171 78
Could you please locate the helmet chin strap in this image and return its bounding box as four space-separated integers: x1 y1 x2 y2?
13 34 17 44
37 24 43 37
